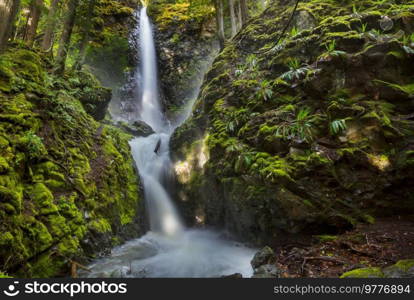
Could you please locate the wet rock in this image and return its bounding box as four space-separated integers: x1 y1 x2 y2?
222 273 243 278
252 264 281 278
117 120 154 137
294 10 317 31
341 260 414 278
383 260 414 278
251 246 275 269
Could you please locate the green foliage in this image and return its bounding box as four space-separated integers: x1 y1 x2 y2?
289 26 299 37
0 46 141 277
275 107 320 142
281 59 311 82
255 80 273 101
320 40 347 59
329 119 348 135
374 80 414 96
21 131 47 160
359 23 368 33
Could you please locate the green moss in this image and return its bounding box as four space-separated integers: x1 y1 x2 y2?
0 272 12 278
89 218 112 233
341 267 384 278
315 235 338 243
0 46 142 277
394 260 414 273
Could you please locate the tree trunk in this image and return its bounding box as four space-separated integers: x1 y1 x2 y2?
25 0 43 46
41 0 61 51
214 0 225 49
56 0 78 74
236 0 243 31
240 0 248 25
228 0 237 38
73 0 96 70
0 0 20 49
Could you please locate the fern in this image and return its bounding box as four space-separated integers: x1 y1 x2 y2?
330 119 348 135
374 80 414 96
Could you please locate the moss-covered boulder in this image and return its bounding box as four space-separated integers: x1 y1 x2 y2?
171 0 414 245
0 47 143 277
341 260 414 278
341 267 384 278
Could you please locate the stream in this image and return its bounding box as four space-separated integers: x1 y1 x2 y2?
81 7 255 278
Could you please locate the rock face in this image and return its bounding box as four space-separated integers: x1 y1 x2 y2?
148 2 219 118
75 71 113 121
171 0 414 246
0 48 144 277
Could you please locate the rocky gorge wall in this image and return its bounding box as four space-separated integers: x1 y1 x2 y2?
147 1 219 119
171 0 414 246
0 47 144 277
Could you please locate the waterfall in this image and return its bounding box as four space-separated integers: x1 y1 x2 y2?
81 7 255 278
132 7 183 236
138 7 165 133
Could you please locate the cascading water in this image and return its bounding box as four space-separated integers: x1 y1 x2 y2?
137 7 164 132
81 7 255 278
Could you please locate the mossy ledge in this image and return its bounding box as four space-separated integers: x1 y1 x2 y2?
0 46 143 277
171 0 414 245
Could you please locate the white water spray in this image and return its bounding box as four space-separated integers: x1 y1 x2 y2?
82 7 255 278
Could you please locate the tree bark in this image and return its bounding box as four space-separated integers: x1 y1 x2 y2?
0 0 20 49
236 0 242 31
228 0 237 38
25 0 43 46
56 0 79 74
214 0 225 49
41 0 61 51
240 0 248 25
73 0 96 70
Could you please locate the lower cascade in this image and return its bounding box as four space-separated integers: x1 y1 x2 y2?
82 7 255 278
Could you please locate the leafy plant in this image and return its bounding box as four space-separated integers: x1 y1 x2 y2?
289 26 299 37
225 108 250 134
22 131 47 160
255 80 273 101
374 80 414 96
329 119 348 135
287 58 300 70
402 33 414 46
280 58 311 82
359 23 368 33
275 107 320 142
320 40 347 59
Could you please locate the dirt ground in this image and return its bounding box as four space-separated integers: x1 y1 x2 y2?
274 215 414 277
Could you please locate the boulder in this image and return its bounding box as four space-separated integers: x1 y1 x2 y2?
117 120 155 137
252 264 281 278
341 260 414 278
383 260 414 278
251 246 276 269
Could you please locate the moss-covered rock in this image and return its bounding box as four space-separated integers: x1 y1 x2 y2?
148 0 219 118
341 267 384 278
0 47 143 277
171 0 414 245
342 260 414 278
